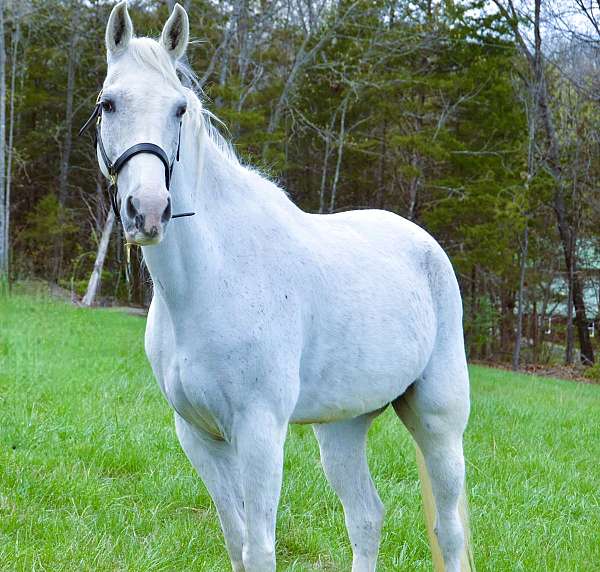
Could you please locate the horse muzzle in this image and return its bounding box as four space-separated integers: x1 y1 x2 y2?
122 190 172 245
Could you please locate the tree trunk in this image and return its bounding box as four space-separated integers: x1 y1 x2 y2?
376 122 387 209
500 287 515 358
513 223 528 370
319 109 339 214
82 209 115 307
4 8 20 281
199 1 238 88
571 265 592 364
329 96 349 213
531 299 538 361
319 130 331 214
565 253 575 364
407 151 420 220
214 0 243 107
0 2 7 278
53 8 79 281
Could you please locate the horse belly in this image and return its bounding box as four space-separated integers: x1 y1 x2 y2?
293 343 432 423
292 267 437 423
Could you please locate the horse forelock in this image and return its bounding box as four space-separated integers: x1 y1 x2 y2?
125 37 240 167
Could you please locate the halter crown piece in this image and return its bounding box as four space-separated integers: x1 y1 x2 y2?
79 91 195 223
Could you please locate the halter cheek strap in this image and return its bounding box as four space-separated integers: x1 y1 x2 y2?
79 92 194 223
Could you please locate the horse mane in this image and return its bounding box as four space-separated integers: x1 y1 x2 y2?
128 37 241 167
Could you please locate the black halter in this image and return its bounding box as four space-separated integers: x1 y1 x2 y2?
79 92 194 223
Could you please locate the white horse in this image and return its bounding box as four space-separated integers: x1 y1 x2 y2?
93 3 474 571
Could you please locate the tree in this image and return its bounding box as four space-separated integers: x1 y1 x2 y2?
1 0 597 369
0 0 7 278
53 1 80 281
82 209 114 307
492 0 595 364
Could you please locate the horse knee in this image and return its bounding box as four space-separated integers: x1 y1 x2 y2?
371 495 385 527
324 460 384 541
343 495 384 562
365 495 385 533
347 501 384 572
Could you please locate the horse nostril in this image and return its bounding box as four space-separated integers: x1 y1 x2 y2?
126 195 137 219
162 197 172 223
134 213 145 231
126 195 145 231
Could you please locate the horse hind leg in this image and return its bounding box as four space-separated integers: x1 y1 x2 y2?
313 412 385 572
393 350 472 572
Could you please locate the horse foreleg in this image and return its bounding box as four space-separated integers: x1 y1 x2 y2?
313 412 385 572
174 413 246 572
235 409 287 572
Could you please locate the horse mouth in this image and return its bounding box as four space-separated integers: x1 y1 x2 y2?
126 230 163 246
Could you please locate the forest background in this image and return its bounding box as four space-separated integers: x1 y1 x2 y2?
1 0 600 371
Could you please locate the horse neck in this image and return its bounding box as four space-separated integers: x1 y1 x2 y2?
141 121 297 311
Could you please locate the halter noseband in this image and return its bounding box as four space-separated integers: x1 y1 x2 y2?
79 91 194 223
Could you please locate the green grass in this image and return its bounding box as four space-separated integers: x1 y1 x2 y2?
1 294 599 571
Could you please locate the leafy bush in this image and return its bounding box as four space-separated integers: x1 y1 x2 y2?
584 362 600 382
464 295 498 360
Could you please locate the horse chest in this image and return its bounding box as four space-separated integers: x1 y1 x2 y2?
146 311 228 440
161 364 227 440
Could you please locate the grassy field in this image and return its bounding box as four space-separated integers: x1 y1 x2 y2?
1 293 599 571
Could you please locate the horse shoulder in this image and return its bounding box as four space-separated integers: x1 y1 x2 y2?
144 294 175 382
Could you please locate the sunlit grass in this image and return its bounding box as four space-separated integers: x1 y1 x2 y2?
1 293 599 571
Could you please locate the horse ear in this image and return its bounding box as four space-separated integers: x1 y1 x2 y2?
106 1 134 58
160 3 189 61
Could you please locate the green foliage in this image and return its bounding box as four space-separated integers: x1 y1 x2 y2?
17 194 78 277
4 0 599 361
464 295 499 359
584 362 600 382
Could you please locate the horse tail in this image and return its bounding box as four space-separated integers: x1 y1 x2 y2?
415 445 475 572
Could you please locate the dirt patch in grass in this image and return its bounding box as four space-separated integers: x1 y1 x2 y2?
471 360 599 384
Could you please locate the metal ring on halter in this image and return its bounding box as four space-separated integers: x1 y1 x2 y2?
78 92 195 223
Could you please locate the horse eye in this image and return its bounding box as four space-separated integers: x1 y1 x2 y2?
176 104 187 118
101 100 114 113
